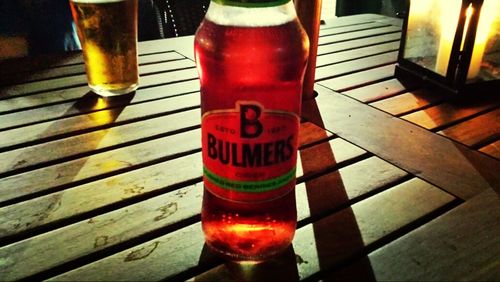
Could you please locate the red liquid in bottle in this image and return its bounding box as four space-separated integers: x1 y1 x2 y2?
195 5 309 261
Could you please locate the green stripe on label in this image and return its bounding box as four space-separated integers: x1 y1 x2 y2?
211 0 290 8
204 166 296 193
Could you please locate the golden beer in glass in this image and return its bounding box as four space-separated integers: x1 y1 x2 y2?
70 0 139 96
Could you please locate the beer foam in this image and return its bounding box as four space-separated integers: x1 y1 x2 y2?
71 0 126 3
205 1 296 27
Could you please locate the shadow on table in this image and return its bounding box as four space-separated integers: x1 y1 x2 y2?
299 95 376 281
191 93 377 281
194 244 299 281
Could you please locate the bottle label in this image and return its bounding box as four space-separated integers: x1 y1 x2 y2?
211 0 290 8
202 101 299 202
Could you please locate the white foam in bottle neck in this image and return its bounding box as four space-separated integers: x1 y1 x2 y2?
205 1 296 27
71 0 127 3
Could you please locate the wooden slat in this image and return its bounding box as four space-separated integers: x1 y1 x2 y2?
0 52 83 77
401 98 499 131
0 126 360 279
0 123 332 235
0 109 199 176
0 134 361 237
0 128 200 205
0 85 88 114
318 64 395 92
0 80 200 130
192 156 411 281
342 78 416 103
319 22 389 37
369 89 445 116
375 16 404 28
0 60 197 99
0 52 184 86
0 183 205 281
316 41 400 67
320 14 388 29
319 26 401 46
138 35 195 60
295 156 410 221
359 189 500 281
0 36 190 76
317 33 401 56
45 156 410 281
479 140 500 159
296 137 368 179
46 221 205 282
294 178 456 280
298 121 335 146
0 91 199 151
315 51 397 81
437 109 500 147
0 79 200 115
304 85 500 199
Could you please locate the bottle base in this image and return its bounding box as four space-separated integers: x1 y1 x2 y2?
205 240 291 263
89 83 138 97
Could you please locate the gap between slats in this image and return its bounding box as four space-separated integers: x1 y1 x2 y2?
0 58 197 102
0 51 186 87
0 91 200 153
3 148 423 281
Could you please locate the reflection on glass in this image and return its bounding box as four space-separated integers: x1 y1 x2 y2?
403 0 499 83
471 0 499 80
435 0 462 76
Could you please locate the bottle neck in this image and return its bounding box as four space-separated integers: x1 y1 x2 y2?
211 0 291 8
205 0 297 27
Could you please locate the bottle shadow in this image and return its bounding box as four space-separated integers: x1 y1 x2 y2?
194 244 299 282
191 92 377 281
294 94 377 280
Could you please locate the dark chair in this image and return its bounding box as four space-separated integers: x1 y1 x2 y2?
140 0 210 40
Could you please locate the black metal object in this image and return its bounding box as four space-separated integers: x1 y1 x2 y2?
395 0 499 95
152 0 210 38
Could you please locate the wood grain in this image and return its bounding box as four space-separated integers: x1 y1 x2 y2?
46 157 412 282
0 52 184 86
342 78 416 103
315 51 397 81
0 91 199 151
0 60 196 98
0 124 336 237
0 126 366 280
305 85 500 199
479 140 500 159
319 22 389 37
317 33 401 56
0 109 199 176
0 80 200 130
369 89 445 116
364 189 500 281
320 14 387 29
0 13 496 282
401 98 499 131
0 79 200 115
295 178 456 279
437 108 500 147
316 41 400 67
319 26 401 46
318 64 395 92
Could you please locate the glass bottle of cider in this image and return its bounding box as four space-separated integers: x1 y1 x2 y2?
195 0 309 262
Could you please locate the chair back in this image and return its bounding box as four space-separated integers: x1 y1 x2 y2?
152 0 210 38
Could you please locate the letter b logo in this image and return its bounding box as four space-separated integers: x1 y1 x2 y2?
240 104 263 138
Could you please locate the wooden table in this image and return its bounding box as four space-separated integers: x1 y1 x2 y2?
0 14 499 281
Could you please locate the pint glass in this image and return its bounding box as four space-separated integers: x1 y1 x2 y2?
70 0 139 96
